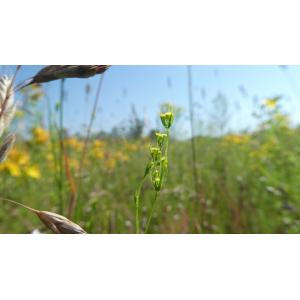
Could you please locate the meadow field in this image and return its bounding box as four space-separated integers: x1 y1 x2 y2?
0 66 300 233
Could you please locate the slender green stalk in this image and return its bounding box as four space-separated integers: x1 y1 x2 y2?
165 129 169 156
187 66 199 196
0 197 38 213
45 93 60 205
58 79 65 214
145 191 158 233
75 74 105 219
187 65 204 231
135 176 146 234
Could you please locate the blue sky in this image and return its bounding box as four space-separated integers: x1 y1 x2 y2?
1 65 300 137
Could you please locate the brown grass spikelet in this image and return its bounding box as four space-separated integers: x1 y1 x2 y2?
0 197 87 234
36 211 86 234
17 65 111 89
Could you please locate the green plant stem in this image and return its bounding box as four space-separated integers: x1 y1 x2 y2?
75 74 105 220
145 191 159 233
165 129 169 156
135 176 147 234
58 79 65 214
187 65 204 231
45 93 60 204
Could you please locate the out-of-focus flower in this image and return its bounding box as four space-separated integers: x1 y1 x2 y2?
92 148 105 159
160 111 174 129
263 98 278 109
9 148 30 165
65 137 83 151
0 161 21 176
24 165 41 179
114 151 129 162
32 127 49 144
223 134 250 145
93 139 107 148
124 141 138 152
104 157 116 170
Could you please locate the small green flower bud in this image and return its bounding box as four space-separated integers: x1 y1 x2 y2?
150 146 161 161
151 169 161 191
155 132 167 148
160 112 174 129
161 156 168 168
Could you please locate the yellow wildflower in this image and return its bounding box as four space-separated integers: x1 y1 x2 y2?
263 98 277 109
0 161 21 177
124 142 138 152
24 165 41 179
93 139 107 148
105 157 116 170
92 148 105 159
65 137 83 151
114 151 129 162
223 134 249 145
32 127 49 144
46 153 53 162
9 149 30 166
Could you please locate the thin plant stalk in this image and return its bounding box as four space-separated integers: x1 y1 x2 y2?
58 79 65 214
74 74 105 218
135 177 146 234
45 93 60 203
145 191 158 233
187 65 204 230
187 66 199 194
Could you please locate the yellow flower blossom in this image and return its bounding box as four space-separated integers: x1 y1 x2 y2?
0 161 21 177
93 139 107 148
65 137 83 151
263 98 277 109
9 149 30 166
114 151 129 162
92 148 105 159
32 127 49 144
223 134 250 145
104 157 116 170
124 142 138 152
24 165 41 179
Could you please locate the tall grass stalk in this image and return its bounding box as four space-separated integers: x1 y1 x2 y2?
74 74 105 219
187 65 204 230
58 79 65 214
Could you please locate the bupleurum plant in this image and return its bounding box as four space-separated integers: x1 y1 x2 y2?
135 106 174 233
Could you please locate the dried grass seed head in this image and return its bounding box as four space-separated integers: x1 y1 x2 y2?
36 211 87 234
0 76 16 136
